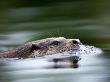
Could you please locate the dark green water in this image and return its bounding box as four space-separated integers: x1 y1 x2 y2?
0 0 110 82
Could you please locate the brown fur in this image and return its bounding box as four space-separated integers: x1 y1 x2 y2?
0 37 81 59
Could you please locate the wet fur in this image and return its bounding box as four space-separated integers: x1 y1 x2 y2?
0 37 81 61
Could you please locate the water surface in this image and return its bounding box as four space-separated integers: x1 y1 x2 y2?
0 44 110 82
0 0 110 82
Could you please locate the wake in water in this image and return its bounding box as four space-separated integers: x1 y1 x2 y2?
0 45 103 69
43 45 103 59
0 45 103 65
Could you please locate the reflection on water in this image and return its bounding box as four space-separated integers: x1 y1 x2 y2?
0 50 110 82
0 47 110 82
0 32 38 51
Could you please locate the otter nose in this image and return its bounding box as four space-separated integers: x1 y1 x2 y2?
72 39 82 45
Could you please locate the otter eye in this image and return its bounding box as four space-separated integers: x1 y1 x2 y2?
72 40 79 44
51 41 60 46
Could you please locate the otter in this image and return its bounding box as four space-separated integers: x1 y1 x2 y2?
0 37 82 64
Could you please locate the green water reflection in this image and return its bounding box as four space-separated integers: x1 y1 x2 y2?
0 0 110 49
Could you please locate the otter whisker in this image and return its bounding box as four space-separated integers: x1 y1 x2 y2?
47 32 53 38
57 28 60 37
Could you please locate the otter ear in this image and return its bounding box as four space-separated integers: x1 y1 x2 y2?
30 44 41 52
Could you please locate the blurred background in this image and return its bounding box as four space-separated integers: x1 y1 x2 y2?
0 0 110 50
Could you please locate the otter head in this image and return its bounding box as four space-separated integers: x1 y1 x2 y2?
29 37 82 57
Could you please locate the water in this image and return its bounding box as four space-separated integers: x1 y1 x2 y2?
0 0 110 82
0 44 109 82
